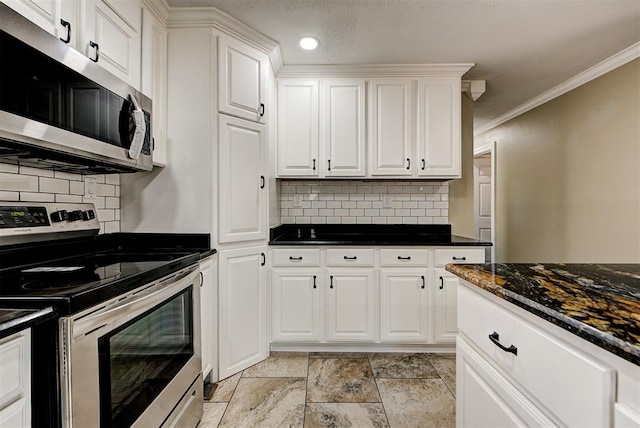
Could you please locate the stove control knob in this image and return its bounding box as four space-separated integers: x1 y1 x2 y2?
82 210 96 221
50 210 68 223
67 210 83 222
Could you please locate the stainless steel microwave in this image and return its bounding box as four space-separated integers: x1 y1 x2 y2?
0 3 153 174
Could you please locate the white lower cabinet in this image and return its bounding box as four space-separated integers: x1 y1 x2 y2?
433 269 459 344
379 269 429 343
0 329 30 428
218 246 268 379
199 255 218 383
326 269 376 342
271 268 321 342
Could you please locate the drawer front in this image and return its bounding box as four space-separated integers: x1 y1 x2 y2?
0 331 28 409
326 249 375 267
272 249 321 267
434 248 484 266
379 249 429 267
458 285 614 427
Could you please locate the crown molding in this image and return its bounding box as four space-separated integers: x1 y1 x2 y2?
462 80 486 101
474 41 640 136
166 6 279 60
277 63 475 78
141 0 170 25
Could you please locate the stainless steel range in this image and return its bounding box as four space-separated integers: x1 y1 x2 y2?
0 202 203 427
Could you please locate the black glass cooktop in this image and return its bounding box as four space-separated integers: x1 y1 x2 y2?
0 251 199 314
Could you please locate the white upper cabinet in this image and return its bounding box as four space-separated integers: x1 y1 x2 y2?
277 79 319 176
321 79 366 177
1 0 62 38
370 79 413 176
218 34 268 123
417 77 461 177
141 6 167 166
83 0 141 89
218 114 267 243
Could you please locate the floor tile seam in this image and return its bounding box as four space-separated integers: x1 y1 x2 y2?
213 402 230 427
303 353 311 428
368 352 392 427
373 375 443 380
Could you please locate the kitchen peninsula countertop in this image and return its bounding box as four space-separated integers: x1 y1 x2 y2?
0 307 56 340
270 224 492 246
445 263 640 365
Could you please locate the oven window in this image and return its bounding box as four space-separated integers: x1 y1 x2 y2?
98 287 194 427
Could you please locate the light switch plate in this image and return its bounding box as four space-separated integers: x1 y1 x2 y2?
293 194 303 207
84 177 97 199
382 195 392 208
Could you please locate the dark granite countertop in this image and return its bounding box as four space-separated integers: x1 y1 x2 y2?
270 224 492 246
445 263 640 366
0 307 56 340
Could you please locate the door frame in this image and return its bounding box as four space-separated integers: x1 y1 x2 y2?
474 141 496 263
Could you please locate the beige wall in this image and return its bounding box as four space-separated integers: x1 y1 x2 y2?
476 59 640 263
449 95 475 238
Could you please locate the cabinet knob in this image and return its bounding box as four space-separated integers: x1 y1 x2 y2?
60 19 71 44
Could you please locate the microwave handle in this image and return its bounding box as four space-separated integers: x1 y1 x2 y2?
127 94 146 159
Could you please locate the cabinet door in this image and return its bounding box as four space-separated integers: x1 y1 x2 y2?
218 115 267 243
325 269 376 342
218 34 267 123
218 246 268 379
141 6 167 167
199 255 218 382
277 79 319 176
370 79 413 176
434 269 458 343
321 79 366 177
272 268 321 342
380 269 429 343
1 0 62 38
416 77 461 178
83 0 141 89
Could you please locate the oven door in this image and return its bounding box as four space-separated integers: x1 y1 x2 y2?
60 265 202 428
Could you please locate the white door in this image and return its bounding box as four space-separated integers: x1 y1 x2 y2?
474 155 492 262
218 34 267 123
218 246 268 379
417 77 461 178
218 115 267 243
83 0 141 89
325 269 376 342
379 269 429 343
433 269 458 344
141 6 167 167
321 79 366 177
277 79 319 176
271 268 322 342
370 79 413 176
199 255 218 383
2 0 62 38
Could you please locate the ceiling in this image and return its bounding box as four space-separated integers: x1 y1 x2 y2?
167 0 640 130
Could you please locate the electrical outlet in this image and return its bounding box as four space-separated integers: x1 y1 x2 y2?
382 195 392 208
293 194 303 207
84 177 97 199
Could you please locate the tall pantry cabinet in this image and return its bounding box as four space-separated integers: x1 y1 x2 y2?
121 9 276 382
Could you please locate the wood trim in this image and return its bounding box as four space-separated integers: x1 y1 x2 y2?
474 41 640 136
277 63 475 78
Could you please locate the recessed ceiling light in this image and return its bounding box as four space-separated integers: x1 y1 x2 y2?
299 36 319 50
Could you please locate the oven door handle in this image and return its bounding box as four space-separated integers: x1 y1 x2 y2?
68 265 199 339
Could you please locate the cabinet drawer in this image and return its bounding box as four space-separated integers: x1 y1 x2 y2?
434 248 484 266
458 285 614 427
0 331 28 409
326 249 374 267
380 249 429 267
272 249 321 267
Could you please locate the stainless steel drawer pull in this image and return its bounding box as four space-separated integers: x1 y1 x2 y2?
344 256 357 260
452 256 467 261
489 332 518 355
397 256 411 260
289 256 303 261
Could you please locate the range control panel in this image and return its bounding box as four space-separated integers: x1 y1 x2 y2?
0 202 100 242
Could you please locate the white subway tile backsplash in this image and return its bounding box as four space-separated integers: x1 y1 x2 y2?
40 177 69 194
279 180 449 225
0 167 121 233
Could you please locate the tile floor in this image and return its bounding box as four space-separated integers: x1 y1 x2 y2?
200 352 456 428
